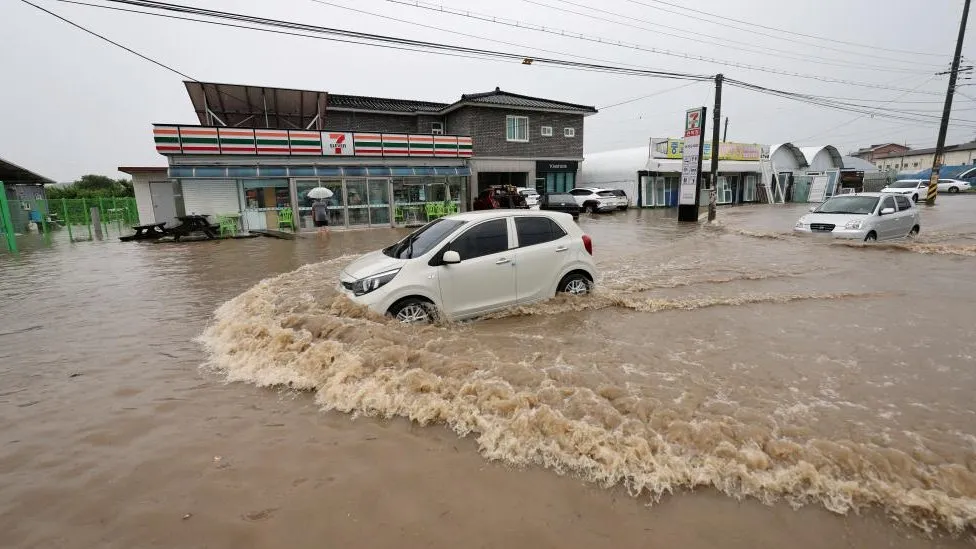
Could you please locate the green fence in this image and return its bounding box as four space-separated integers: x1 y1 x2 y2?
1 183 16 253
3 197 138 244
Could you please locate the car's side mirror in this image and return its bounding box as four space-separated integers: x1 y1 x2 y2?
442 250 461 264
880 207 895 215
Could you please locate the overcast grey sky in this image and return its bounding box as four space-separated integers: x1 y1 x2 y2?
1 0 973 181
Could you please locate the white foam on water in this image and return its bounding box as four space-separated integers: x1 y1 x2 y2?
198 257 976 537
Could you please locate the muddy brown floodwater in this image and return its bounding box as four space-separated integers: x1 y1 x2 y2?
2 197 976 548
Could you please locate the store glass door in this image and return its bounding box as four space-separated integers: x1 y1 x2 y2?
367 179 391 226
345 179 368 227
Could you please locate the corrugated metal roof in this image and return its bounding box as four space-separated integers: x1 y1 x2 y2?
0 156 54 185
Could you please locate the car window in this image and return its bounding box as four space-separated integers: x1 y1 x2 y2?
815 196 879 214
515 217 567 247
384 218 467 259
890 181 920 189
611 190 626 197
545 193 574 203
569 189 589 196
894 196 912 211
880 196 896 212
449 219 509 260
596 191 616 197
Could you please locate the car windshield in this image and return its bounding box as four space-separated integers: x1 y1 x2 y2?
890 181 920 188
814 196 880 215
382 218 466 259
546 193 574 202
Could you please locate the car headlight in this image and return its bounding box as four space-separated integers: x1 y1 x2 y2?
844 220 863 230
352 268 400 296
795 220 807 228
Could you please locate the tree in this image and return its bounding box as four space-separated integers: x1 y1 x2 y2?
46 175 134 199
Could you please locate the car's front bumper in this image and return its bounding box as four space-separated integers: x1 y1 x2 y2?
337 279 397 314
793 226 868 240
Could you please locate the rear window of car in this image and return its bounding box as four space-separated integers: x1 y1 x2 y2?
597 191 616 197
546 193 574 202
515 217 567 247
609 190 626 197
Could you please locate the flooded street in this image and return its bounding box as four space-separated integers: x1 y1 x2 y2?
2 197 975 548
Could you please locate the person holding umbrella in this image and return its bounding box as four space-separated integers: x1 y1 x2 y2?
307 186 334 232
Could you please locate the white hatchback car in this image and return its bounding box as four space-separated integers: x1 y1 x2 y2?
881 178 972 201
794 192 920 241
339 210 597 323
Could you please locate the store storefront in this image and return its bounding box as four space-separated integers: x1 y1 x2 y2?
150 124 472 231
535 160 578 194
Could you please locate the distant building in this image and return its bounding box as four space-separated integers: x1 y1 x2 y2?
872 141 976 172
851 143 911 163
1 156 54 232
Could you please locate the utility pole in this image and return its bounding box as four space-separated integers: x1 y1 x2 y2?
927 0 971 206
708 74 723 222
723 117 729 142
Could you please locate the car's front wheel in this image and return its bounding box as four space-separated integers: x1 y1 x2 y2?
912 194 919 203
948 186 960 193
908 225 920 238
864 231 878 242
558 273 591 295
388 298 436 324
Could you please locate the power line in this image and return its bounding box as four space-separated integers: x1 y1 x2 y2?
74 0 714 81
598 81 702 109
18 0 195 80
619 0 947 58
535 0 941 70
388 0 949 94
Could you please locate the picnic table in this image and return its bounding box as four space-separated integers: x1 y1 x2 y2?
169 215 218 241
119 222 167 242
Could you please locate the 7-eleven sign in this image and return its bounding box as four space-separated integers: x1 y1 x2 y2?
323 132 353 155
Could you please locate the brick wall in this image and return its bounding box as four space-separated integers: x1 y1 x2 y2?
323 111 418 133
450 107 584 158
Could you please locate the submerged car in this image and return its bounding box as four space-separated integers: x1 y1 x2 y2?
339 210 597 323
472 186 528 210
568 188 623 213
794 192 920 242
538 192 581 219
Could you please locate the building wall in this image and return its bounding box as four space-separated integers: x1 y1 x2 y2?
875 148 976 171
323 110 420 133
807 151 842 172
182 180 241 216
132 173 155 225
854 144 909 162
448 107 584 158
416 115 444 134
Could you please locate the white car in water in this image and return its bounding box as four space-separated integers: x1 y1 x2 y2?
794 192 920 242
339 210 597 323
880 178 972 201
569 187 626 213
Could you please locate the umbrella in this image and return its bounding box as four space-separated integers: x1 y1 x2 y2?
306 187 334 199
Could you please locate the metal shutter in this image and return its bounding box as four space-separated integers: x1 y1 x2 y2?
182 180 241 217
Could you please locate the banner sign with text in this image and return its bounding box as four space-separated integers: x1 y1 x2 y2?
679 107 706 206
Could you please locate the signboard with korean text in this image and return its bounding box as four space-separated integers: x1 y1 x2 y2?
679 107 705 206
664 139 762 161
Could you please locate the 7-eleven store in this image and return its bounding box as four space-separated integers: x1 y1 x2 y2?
145 124 472 231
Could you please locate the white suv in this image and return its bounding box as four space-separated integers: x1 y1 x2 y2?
339 210 597 323
569 188 625 213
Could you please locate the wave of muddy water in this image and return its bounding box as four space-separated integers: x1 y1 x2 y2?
200 215 976 537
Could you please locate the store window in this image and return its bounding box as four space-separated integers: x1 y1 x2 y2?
744 174 757 202
506 115 529 142
242 179 289 231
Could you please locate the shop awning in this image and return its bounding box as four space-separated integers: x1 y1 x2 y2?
168 165 471 178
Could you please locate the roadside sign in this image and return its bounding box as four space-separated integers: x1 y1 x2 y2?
679 107 706 206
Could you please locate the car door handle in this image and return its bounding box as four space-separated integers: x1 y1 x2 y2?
495 258 510 264
555 246 568 252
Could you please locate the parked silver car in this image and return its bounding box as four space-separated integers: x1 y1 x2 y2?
794 192 920 242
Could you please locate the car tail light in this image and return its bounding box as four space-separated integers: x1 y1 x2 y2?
582 234 593 255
